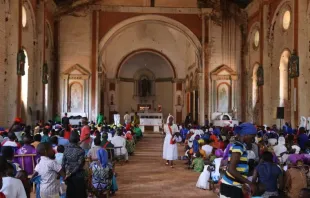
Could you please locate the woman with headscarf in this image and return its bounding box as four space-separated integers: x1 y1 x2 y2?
220 123 257 198
89 148 118 196
162 115 179 168
284 154 307 198
273 136 288 164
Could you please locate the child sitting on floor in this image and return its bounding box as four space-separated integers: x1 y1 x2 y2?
191 152 204 172
196 164 211 190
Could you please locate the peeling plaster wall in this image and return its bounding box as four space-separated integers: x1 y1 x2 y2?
0 0 55 127
4 0 20 126
58 14 92 116
299 0 310 119
21 1 36 125
0 0 6 126
59 15 92 73
245 0 310 127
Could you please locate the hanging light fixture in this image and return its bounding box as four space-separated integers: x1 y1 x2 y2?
17 49 26 76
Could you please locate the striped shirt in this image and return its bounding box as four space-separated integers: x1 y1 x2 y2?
222 141 248 186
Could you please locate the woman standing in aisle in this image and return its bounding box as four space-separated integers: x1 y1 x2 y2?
162 115 179 168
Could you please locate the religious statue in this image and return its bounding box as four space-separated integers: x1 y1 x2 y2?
289 50 299 78
42 62 48 84
257 65 264 86
139 78 151 97
17 49 26 76
218 87 228 112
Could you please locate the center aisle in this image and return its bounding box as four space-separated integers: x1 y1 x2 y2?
115 132 217 198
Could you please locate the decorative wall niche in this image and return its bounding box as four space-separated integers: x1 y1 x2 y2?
61 64 90 116
210 65 238 115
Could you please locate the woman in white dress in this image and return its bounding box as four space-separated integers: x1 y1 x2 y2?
162 115 179 168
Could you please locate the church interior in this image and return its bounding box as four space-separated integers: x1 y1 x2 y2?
2 0 309 128
1 0 310 197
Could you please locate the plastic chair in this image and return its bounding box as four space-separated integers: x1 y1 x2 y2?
113 146 126 165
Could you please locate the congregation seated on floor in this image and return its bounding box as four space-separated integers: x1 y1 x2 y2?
177 122 310 198
0 115 144 198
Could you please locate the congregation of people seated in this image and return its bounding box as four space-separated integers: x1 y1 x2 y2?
178 122 310 198
0 114 143 197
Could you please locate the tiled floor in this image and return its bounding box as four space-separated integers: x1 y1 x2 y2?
114 132 217 198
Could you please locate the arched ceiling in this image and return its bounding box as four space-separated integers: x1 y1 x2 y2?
100 18 199 79
119 52 174 79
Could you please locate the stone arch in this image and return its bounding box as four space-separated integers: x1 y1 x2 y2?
116 49 176 79
98 15 202 79
45 20 54 49
22 0 37 38
98 14 201 57
268 0 292 41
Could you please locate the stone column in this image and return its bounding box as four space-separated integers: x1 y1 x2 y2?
199 14 206 125
5 0 19 125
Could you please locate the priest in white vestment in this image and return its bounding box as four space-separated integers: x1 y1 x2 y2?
114 113 120 126
162 115 179 168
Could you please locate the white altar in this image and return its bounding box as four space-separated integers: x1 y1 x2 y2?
212 113 239 127
130 112 163 132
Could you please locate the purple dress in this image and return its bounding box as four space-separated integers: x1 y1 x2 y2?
15 145 38 175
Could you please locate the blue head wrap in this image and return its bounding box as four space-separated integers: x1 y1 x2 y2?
97 148 108 168
234 123 257 136
213 128 220 136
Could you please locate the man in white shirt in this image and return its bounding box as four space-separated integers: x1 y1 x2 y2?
1 163 27 198
111 131 128 161
124 112 131 125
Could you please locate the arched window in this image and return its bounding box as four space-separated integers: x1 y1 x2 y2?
22 6 27 28
252 64 260 108
44 83 48 114
21 50 29 111
282 10 291 30
253 30 260 49
279 50 290 107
